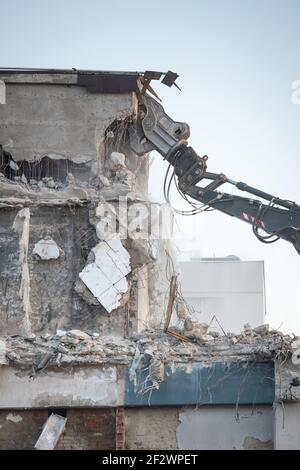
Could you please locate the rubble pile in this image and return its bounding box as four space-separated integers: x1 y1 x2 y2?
2 323 297 372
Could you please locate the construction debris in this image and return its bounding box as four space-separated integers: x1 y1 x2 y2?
33 238 60 260
79 236 131 313
66 329 91 341
34 414 67 450
183 318 210 340
253 324 270 336
0 339 7 365
3 325 295 369
109 151 136 190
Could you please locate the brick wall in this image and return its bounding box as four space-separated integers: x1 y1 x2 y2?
56 409 116 450
0 410 48 449
125 408 179 450
0 408 116 450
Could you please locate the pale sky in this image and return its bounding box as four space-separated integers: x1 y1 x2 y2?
1 0 299 333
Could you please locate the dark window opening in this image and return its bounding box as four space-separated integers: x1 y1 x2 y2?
0 145 16 179
48 408 67 418
0 145 90 184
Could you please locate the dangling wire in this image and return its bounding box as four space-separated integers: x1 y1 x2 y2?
163 159 209 216
163 160 225 217
252 199 280 244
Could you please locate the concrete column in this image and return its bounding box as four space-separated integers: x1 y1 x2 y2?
274 402 300 449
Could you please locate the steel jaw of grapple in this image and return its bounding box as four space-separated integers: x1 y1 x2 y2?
128 94 190 156
128 94 207 187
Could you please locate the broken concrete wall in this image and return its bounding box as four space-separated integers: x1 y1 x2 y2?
0 201 172 336
273 356 300 449
1 329 285 409
147 210 179 330
0 70 182 342
0 72 155 336
176 406 273 450
127 265 149 333
275 357 300 403
0 365 124 408
124 406 273 450
0 76 149 197
0 81 128 181
0 327 298 448
274 402 300 449
0 205 128 335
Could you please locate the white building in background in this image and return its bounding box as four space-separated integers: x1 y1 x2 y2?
179 256 266 334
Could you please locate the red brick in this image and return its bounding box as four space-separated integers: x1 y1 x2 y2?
56 409 116 450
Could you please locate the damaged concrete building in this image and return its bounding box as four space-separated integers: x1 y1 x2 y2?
0 68 300 450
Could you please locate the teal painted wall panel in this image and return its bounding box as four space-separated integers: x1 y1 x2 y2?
124 361 274 406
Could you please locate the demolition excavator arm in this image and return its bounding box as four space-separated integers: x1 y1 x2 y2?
129 93 300 254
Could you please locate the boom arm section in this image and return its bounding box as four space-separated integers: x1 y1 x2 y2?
129 94 300 254
185 174 300 254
